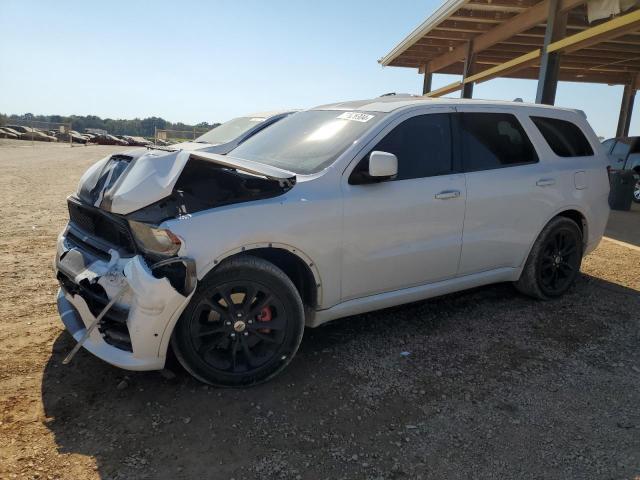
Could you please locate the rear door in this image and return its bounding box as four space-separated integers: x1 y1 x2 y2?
340 108 466 300
454 109 552 275
608 139 631 171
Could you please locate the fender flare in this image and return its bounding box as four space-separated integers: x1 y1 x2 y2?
519 205 590 270
157 242 323 359
201 242 322 301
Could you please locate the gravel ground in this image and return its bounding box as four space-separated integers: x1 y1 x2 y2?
0 141 639 480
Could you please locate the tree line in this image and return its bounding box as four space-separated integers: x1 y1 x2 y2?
0 112 219 137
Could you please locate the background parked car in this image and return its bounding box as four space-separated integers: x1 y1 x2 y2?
5 125 31 134
6 125 58 142
126 136 152 146
0 127 20 139
91 134 128 146
602 136 640 203
24 129 57 142
56 130 88 144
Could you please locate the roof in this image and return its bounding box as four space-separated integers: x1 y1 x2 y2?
244 110 298 118
313 95 578 113
379 0 640 87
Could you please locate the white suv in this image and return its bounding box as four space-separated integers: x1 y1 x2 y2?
55 97 610 387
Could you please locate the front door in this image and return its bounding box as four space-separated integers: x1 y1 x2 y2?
340 109 466 301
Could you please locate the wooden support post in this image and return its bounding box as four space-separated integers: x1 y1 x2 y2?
421 63 432 95
617 82 636 137
536 0 567 104
461 41 475 99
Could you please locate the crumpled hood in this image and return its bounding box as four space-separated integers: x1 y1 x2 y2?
77 147 296 216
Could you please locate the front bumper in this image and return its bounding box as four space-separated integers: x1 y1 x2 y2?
55 228 195 371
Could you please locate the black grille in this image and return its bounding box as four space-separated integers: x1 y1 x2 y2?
67 198 136 254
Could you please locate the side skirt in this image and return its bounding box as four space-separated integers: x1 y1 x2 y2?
307 267 519 327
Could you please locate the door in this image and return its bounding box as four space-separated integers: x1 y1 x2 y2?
340 110 466 301
454 111 552 275
608 139 631 171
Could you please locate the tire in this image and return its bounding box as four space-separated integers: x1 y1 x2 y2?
515 216 583 300
633 178 640 204
171 255 305 387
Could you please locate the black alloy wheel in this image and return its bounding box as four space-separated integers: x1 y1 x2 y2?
515 216 583 300
189 281 287 373
172 256 305 387
537 228 580 296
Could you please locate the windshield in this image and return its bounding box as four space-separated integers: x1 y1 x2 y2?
228 110 381 174
195 116 267 145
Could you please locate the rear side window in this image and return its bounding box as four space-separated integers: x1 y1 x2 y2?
458 113 538 172
370 113 453 180
601 138 616 153
611 140 631 158
531 116 594 157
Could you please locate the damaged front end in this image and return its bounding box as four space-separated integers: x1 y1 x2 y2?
56 147 295 370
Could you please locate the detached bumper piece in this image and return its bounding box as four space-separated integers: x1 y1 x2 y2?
55 229 196 371
57 270 132 351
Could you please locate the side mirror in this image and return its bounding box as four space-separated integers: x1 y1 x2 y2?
349 150 398 185
368 151 398 179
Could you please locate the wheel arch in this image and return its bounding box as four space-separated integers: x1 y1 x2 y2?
554 209 588 245
519 206 589 271
158 243 321 362
200 242 322 309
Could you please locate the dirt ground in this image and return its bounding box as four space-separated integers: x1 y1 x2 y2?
0 140 639 480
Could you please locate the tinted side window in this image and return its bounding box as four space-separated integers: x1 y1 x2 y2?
458 113 538 172
611 141 631 158
601 138 615 154
370 113 452 180
531 116 594 157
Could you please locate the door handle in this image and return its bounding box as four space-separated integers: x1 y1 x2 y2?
434 190 461 200
536 178 556 187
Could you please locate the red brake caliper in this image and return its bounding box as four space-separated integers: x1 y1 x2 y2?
256 306 272 333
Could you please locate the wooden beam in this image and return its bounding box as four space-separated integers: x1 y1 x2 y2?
536 0 567 104
436 63 635 83
475 55 640 71
465 0 540 12
425 81 463 97
422 62 433 94
419 30 483 41
548 8 640 54
462 40 476 98
617 78 637 137
464 50 540 84
434 21 496 33
483 45 640 60
428 0 585 72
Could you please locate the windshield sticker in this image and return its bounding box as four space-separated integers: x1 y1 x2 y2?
337 112 374 123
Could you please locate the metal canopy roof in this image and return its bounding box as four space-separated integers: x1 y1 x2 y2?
379 0 640 88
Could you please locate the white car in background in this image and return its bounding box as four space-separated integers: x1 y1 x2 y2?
173 110 295 154
55 96 610 387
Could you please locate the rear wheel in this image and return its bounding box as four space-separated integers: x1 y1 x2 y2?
515 216 583 300
633 178 640 203
172 256 305 387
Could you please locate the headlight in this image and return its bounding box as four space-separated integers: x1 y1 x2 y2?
129 220 182 257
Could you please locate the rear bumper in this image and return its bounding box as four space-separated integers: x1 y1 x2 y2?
55 229 195 371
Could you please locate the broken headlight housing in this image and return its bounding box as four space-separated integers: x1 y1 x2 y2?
129 220 182 257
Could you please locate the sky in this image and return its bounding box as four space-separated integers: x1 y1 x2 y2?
0 0 637 138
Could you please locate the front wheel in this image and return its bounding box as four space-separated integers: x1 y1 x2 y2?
633 178 640 203
171 256 305 387
515 216 583 300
